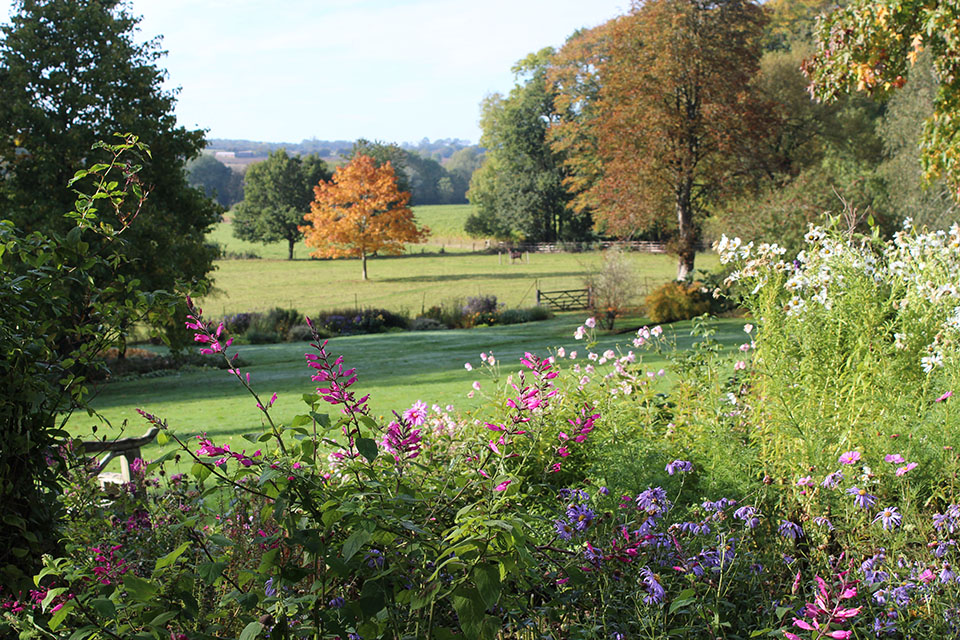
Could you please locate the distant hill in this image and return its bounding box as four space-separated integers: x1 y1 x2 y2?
205 137 475 162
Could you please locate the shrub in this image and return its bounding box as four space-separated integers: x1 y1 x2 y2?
410 316 447 331
645 280 711 323
584 246 639 329
285 324 316 341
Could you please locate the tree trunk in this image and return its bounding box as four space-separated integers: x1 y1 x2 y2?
288 238 295 260
675 178 696 281
361 250 368 281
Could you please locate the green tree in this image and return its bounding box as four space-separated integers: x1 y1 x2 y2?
348 139 411 193
0 0 220 321
186 153 243 207
804 0 960 198
232 149 331 260
466 48 589 243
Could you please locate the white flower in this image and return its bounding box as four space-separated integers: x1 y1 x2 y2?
574 326 585 340
464 362 473 371
921 353 943 373
556 347 566 358
585 317 596 329
743 323 753 334
651 326 663 337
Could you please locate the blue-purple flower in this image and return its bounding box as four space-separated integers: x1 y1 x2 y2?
640 566 665 605
821 470 844 489
636 487 670 517
566 504 596 531
734 505 760 528
665 460 693 475
847 486 878 509
874 506 902 531
778 520 804 540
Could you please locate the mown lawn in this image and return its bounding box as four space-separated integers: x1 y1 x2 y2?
72 314 747 463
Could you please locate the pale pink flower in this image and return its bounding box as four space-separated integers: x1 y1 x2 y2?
734 360 746 370
884 454 905 464
464 362 473 371
896 462 917 476
585 317 596 328
838 451 861 465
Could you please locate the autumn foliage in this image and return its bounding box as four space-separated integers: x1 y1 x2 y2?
548 0 768 280
300 154 428 280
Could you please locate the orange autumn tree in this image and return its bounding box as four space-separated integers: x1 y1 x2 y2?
301 154 428 280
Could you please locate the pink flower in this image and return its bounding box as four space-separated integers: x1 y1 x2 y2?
585 317 596 328
796 476 814 487
472 381 481 391
838 451 860 465
734 360 746 370
936 390 953 402
464 362 473 371
884 454 904 464
494 480 512 492
895 462 917 476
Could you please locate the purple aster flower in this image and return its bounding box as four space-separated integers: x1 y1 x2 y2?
583 542 603 566
821 470 844 489
874 506 902 531
640 566 665 605
839 450 861 465
635 487 670 517
598 486 609 496
328 596 345 609
734 505 760 529
813 516 834 530
554 519 574 540
702 498 736 513
847 486 878 509
940 563 956 584
566 504 596 531
778 520 804 540
665 460 693 475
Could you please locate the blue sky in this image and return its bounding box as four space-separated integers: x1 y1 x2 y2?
3 0 629 144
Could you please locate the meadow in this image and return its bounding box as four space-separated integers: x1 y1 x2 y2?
200 204 717 317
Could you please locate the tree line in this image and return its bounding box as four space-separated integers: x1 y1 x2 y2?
186 140 485 209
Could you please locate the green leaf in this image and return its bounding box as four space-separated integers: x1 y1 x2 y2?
358 415 378 431
239 621 263 640
198 561 229 583
42 588 67 611
67 625 98 640
473 564 500 609
155 541 191 572
356 437 378 463
89 598 116 619
47 603 75 631
668 587 696 614
123 573 159 602
149 611 178 627
341 529 371 562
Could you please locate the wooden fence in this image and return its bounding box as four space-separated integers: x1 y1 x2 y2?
496 240 708 254
536 288 593 311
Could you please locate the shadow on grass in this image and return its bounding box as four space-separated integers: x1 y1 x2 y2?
378 270 588 284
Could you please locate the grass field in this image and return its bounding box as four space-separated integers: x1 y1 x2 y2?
73 314 747 465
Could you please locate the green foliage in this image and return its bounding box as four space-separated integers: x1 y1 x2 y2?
645 281 711 324
466 49 590 243
717 221 960 486
185 154 243 207
0 135 167 591
232 149 331 260
0 0 220 338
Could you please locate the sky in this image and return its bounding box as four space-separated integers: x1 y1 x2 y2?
2 0 630 145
